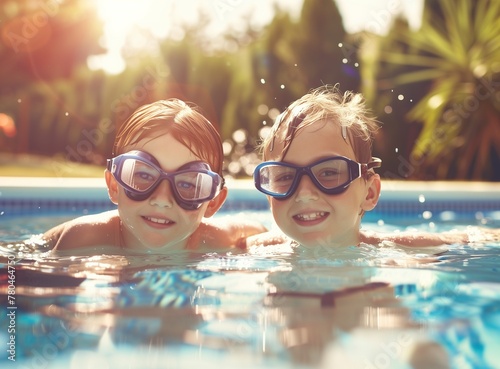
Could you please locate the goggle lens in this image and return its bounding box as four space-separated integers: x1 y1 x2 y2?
173 172 217 201
120 158 159 193
310 159 350 189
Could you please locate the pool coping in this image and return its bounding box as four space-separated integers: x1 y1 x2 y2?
1 177 499 218
1 177 499 198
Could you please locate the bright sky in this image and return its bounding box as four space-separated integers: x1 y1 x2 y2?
88 0 423 74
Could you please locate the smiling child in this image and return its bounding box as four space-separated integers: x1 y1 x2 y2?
251 86 499 249
44 99 266 253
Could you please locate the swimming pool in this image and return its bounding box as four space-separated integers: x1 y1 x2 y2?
1 178 500 369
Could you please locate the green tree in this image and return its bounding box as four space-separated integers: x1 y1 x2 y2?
368 0 500 180
360 18 432 179
255 10 302 111
160 39 232 133
221 0 360 145
293 0 359 92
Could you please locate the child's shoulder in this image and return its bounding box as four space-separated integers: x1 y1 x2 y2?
44 210 121 251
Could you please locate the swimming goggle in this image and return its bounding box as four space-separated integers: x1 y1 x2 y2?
107 150 224 210
254 156 381 199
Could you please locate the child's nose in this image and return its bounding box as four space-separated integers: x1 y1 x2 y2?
149 180 174 208
294 174 319 202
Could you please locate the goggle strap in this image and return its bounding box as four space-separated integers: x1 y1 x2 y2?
367 157 382 170
360 163 367 177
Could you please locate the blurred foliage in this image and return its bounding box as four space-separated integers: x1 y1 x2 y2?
0 0 499 180
0 153 104 177
362 0 500 180
0 0 104 81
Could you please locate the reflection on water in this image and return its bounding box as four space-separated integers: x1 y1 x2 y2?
0 217 500 368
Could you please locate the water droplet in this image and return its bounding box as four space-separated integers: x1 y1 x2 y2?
384 106 393 114
354 62 359 67
260 78 265 84
268 108 280 120
232 129 247 143
418 195 425 203
222 141 233 155
280 84 285 89
398 94 404 101
294 63 298 67
257 104 268 115
259 126 272 139
377 219 385 226
228 161 241 174
439 211 456 221
395 147 399 153
17 99 22 103
338 42 343 47
422 211 432 219
65 112 69 116
342 58 348 64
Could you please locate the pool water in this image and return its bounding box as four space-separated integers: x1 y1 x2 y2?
1 210 500 369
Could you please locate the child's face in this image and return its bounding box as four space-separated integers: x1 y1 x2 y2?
109 133 217 251
265 120 378 247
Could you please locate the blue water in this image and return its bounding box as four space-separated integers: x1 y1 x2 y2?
1 211 500 369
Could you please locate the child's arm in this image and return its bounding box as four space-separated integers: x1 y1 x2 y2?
360 230 464 247
245 231 289 248
360 227 500 247
197 218 268 249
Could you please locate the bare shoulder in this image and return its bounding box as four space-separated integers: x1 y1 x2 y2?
195 217 268 249
43 210 121 251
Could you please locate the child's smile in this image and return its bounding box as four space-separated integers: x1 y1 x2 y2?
142 215 175 228
293 210 329 224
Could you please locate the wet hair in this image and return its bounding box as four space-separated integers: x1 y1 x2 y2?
261 85 379 164
112 99 224 176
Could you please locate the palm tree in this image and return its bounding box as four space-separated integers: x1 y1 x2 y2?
366 0 500 180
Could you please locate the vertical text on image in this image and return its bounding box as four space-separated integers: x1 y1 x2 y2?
6 254 17 362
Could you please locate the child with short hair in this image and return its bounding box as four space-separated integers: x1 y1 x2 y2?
251 86 498 249
44 99 266 253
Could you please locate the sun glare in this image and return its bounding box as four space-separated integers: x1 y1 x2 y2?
87 0 302 74
88 0 172 74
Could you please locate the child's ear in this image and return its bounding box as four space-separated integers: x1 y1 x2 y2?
105 169 119 205
204 186 228 218
361 173 381 212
